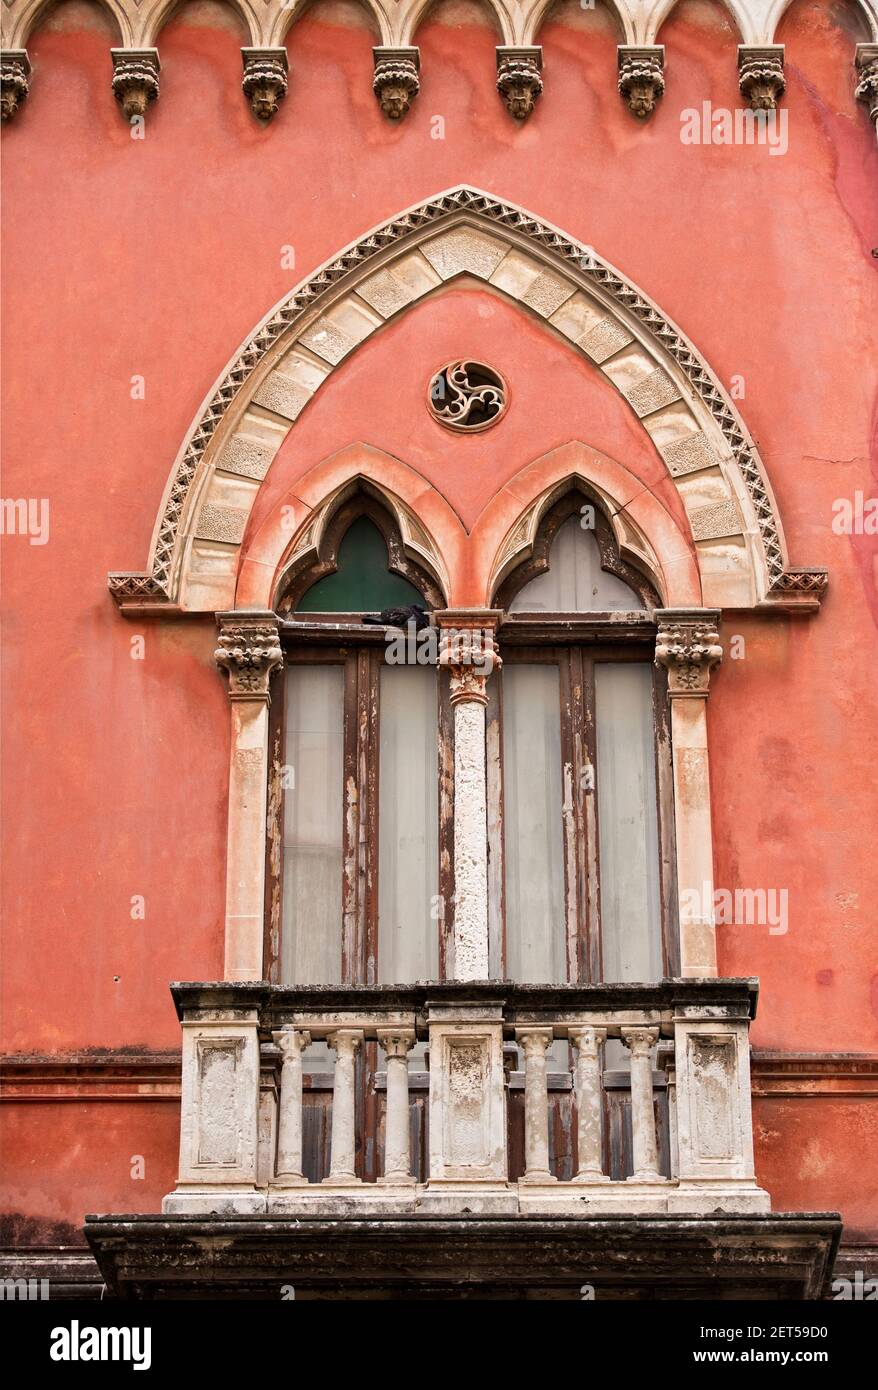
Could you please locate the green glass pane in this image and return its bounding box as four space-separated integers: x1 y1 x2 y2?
296 516 426 613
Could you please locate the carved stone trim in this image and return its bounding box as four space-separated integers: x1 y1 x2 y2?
492 487 660 610
496 47 543 122
618 46 665 120
106 187 816 607
855 44 878 128
654 608 722 697
111 48 160 120
215 611 283 701
1 48 30 122
372 47 419 121
241 47 288 122
738 45 785 110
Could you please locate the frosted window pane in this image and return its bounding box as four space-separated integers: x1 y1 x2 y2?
510 516 644 612
595 663 662 983
503 665 566 983
378 666 439 982
282 666 344 985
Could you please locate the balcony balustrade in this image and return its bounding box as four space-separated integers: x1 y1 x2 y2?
163 979 769 1218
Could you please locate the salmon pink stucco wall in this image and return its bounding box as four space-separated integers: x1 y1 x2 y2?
1 0 876 1238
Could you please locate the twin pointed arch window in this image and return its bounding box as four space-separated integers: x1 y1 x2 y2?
267 488 677 992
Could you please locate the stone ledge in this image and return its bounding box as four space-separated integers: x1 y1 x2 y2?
84 1212 841 1300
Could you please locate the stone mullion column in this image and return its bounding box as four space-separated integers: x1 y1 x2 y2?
377 1028 416 1184
569 1025 607 1181
215 610 283 982
272 1026 311 1184
516 1027 555 1183
325 1028 363 1185
655 609 723 979
622 1026 660 1182
437 611 502 981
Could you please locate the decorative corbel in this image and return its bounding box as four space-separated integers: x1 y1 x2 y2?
618 45 665 119
1 49 31 122
111 49 160 121
496 46 543 121
737 44 785 110
654 610 722 696
241 47 289 122
215 612 284 702
855 44 878 131
372 47 420 121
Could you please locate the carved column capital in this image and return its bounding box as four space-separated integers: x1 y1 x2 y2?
738 44 785 110
327 1028 363 1060
372 47 420 121
855 44 878 129
618 46 665 119
568 1024 608 1058
515 1026 554 1057
376 1028 416 1059
111 49 160 121
215 611 283 701
496 46 543 121
241 47 288 122
272 1026 311 1060
1 49 31 122
621 1026 659 1058
654 608 722 697
436 611 503 706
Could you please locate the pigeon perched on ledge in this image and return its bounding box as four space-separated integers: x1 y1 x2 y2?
361 604 431 631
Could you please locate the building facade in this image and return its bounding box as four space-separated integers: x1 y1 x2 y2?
1 0 876 1299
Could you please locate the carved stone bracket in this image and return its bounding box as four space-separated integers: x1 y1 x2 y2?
738 45 785 110
618 46 665 119
496 46 543 121
111 49 160 121
654 608 722 697
855 44 878 129
1 49 30 122
372 47 420 121
241 47 288 122
215 611 283 701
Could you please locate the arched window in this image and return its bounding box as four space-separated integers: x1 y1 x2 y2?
272 496 445 991
489 490 675 986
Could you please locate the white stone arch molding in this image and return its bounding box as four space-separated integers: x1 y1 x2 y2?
107 185 826 615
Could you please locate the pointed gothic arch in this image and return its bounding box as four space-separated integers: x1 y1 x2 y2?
107 185 825 616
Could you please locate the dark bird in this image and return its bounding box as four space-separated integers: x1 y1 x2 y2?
362 604 431 631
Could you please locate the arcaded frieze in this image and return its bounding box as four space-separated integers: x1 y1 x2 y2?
3 0 877 124
3 0 878 52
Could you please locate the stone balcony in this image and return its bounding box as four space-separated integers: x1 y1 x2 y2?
162 978 770 1219
83 978 843 1297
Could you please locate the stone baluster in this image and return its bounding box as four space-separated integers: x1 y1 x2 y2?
622 1027 660 1182
377 1029 416 1184
273 1027 311 1184
569 1025 607 1181
515 1027 556 1183
324 1028 363 1185
436 611 502 980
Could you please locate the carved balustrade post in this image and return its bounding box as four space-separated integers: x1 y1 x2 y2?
325 1028 363 1185
622 1026 661 1182
569 1025 607 1181
516 1027 556 1183
377 1028 416 1183
273 1026 311 1184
